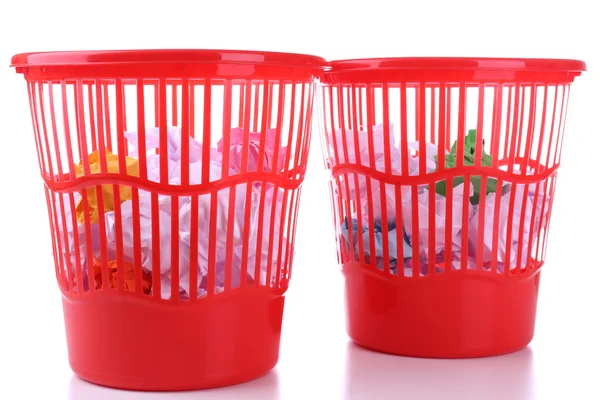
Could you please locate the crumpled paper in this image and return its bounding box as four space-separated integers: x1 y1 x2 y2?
74 149 139 224
169 178 260 299
122 128 257 298
217 127 287 173
468 177 549 272
328 124 400 169
180 166 259 254
56 125 295 299
328 124 402 201
329 124 441 224
124 126 204 163
55 191 101 291
407 141 441 174
124 126 221 183
365 139 443 225
238 184 291 286
104 193 173 274
334 126 550 276
55 191 85 267
402 183 474 258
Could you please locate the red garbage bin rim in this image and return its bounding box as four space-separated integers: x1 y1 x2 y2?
326 57 587 73
10 49 328 69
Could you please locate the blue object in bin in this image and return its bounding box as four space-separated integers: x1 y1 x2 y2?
340 217 412 272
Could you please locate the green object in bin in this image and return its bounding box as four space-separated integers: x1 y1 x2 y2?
434 129 502 205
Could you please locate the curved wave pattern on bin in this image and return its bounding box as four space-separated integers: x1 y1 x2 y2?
27 78 316 300
320 82 571 278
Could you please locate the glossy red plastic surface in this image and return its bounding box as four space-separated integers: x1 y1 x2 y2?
11 49 327 67
328 57 586 72
343 261 541 358
319 57 585 358
325 57 586 84
11 49 327 80
63 289 284 390
12 49 325 390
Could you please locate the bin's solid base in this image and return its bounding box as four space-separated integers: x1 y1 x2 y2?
61 288 285 391
343 261 541 358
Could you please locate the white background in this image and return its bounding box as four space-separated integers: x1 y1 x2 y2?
0 1 598 399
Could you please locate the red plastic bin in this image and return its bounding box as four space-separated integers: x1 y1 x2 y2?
318 57 585 358
11 49 326 390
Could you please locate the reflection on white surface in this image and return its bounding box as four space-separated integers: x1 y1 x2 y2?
68 369 280 400
344 342 535 400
